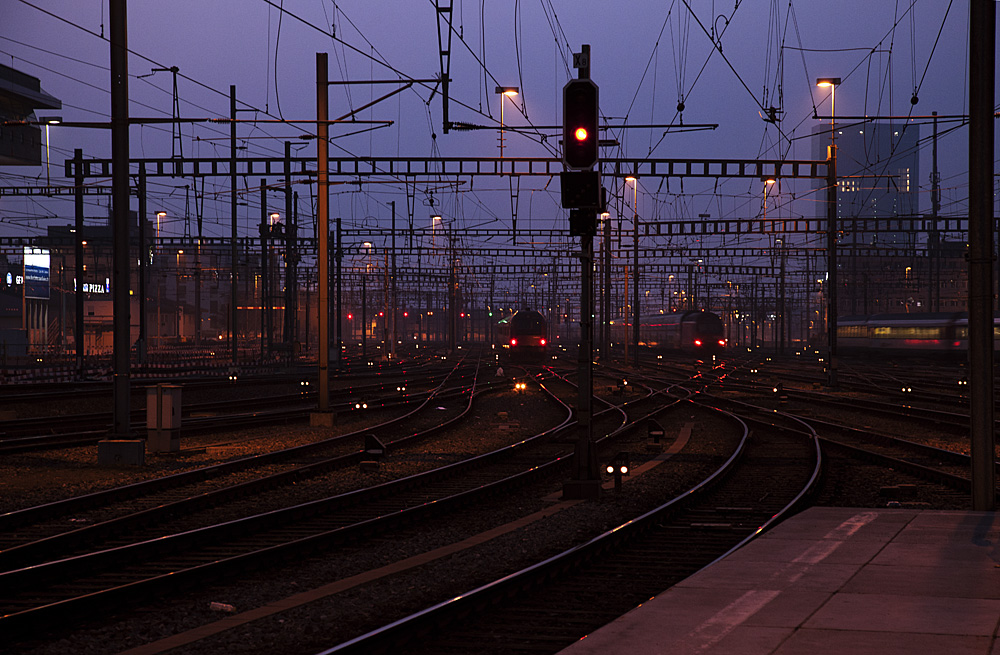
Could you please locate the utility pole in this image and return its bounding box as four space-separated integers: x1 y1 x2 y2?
229 85 239 366
109 0 131 439
826 140 838 386
336 216 343 369
313 53 331 419
779 239 786 356
930 111 941 312
284 141 297 355
968 0 995 511
137 164 147 365
73 149 85 380
390 200 397 359
603 212 611 357
259 180 269 358
448 228 456 353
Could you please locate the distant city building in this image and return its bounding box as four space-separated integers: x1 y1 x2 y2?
813 120 920 245
0 64 61 166
811 120 953 316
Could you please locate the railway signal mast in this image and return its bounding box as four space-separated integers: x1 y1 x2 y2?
561 45 602 501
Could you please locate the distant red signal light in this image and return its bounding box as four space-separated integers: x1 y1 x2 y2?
347 313 353 320
510 338 517 346
718 339 726 347
540 338 547 346
694 339 703 347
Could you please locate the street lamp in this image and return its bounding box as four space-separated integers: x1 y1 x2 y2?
156 211 166 251
42 116 62 186
431 214 442 248
817 77 840 386
495 86 519 158
815 77 841 146
625 176 640 367
762 176 783 352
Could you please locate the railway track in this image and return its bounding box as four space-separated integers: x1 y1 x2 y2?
0 361 455 454
0 359 707 646
0 359 482 555
322 398 820 655
703 392 987 503
0 359 575 640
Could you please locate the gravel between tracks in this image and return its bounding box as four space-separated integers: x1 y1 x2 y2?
4 386 969 655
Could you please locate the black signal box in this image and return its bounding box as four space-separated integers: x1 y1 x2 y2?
561 170 601 209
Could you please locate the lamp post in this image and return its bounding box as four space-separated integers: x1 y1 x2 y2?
42 117 61 186
156 212 166 252
763 177 784 354
495 86 518 158
600 210 610 358
626 176 640 367
362 241 373 358
817 77 840 386
175 249 184 343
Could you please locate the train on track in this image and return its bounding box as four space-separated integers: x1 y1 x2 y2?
497 309 548 361
838 312 999 354
610 310 726 357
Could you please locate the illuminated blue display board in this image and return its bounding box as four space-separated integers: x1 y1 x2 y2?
23 247 50 300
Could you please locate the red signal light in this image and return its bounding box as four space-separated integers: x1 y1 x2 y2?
718 339 726 346
510 338 517 346
574 127 588 141
347 313 353 320
540 339 547 346
694 339 703 347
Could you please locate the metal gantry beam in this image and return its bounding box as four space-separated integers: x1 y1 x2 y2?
641 215 968 237
0 185 112 196
66 155 829 181
5 234 930 259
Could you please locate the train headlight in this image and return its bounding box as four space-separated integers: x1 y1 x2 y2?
606 465 615 474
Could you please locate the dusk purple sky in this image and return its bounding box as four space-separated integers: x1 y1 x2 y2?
0 1 990 250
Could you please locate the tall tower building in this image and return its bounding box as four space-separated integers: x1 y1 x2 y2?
813 121 922 315
813 121 920 246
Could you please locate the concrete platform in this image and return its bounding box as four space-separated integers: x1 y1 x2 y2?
558 507 1000 654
